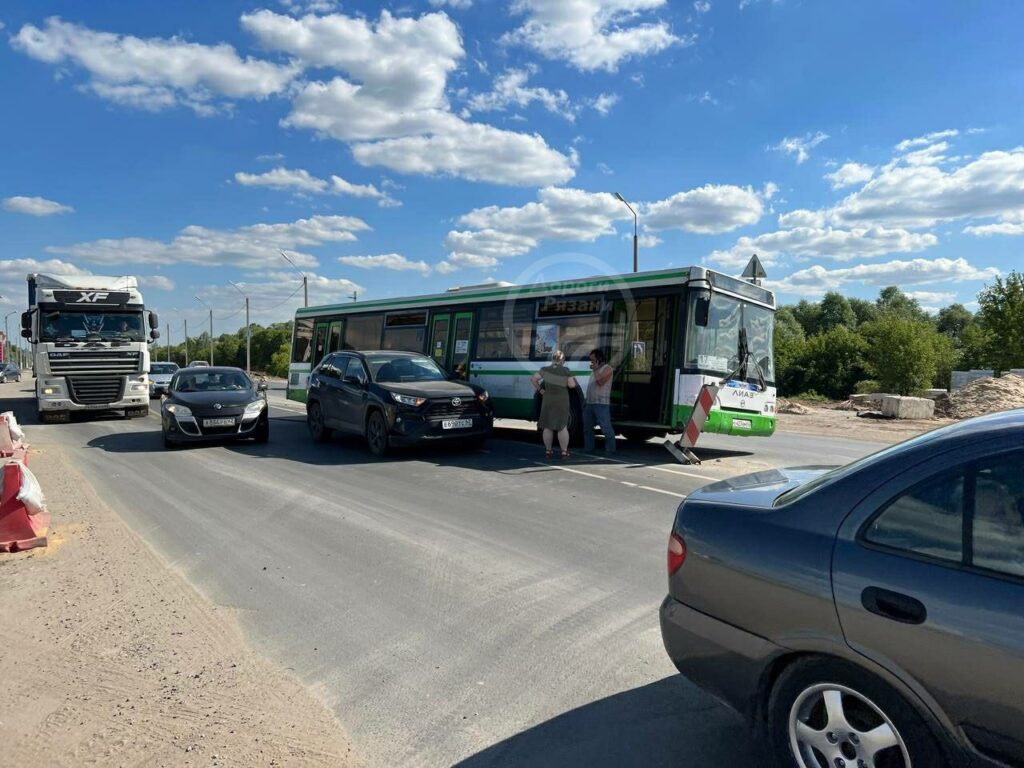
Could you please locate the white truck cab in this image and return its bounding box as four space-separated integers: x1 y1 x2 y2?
23 274 159 423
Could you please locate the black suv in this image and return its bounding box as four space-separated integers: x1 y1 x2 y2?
306 351 494 456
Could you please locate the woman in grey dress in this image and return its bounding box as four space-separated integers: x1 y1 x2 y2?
531 350 578 458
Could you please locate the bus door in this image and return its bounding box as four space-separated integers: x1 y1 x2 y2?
609 296 674 424
327 320 344 354
312 320 330 367
430 311 474 379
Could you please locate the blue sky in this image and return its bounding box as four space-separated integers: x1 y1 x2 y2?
2 0 1022 333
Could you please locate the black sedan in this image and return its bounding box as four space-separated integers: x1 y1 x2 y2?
661 409 1024 768
161 366 269 447
306 350 493 456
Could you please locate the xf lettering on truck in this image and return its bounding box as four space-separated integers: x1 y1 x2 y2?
76 291 111 303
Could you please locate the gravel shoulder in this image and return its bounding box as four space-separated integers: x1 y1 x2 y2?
0 429 359 767
775 406 952 444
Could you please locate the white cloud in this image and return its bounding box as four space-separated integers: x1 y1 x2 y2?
466 66 574 120
0 258 91 306
901 141 952 167
439 184 765 272
824 162 874 190
48 215 370 270
233 166 398 205
2 195 74 216
772 131 829 164
694 1 711 12
768 257 999 297
964 221 1024 237
235 167 328 193
906 290 956 304
339 253 431 274
199 272 362 324
349 119 577 186
246 9 577 186
503 0 688 72
627 233 662 247
895 129 958 153
709 225 936 270
778 209 826 229
591 92 619 115
689 90 718 106
12 17 298 114
642 184 765 234
139 275 176 291
830 147 1024 228
256 152 285 162
429 0 473 7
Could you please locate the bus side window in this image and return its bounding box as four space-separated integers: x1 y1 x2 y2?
694 292 711 326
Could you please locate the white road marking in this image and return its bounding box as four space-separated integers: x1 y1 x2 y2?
638 485 688 499
620 481 638 487
533 461 606 479
651 465 712 481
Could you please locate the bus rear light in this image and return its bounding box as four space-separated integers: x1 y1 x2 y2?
667 532 687 575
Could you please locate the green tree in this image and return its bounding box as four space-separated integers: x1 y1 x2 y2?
790 299 822 337
861 315 940 395
818 291 857 332
773 307 806 395
977 272 1024 372
848 297 879 327
936 303 975 344
793 326 868 399
269 344 291 378
875 286 929 322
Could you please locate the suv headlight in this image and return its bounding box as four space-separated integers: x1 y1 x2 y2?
391 392 427 407
165 403 192 417
477 389 489 402
244 399 266 417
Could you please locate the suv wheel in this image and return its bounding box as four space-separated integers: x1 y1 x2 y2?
769 658 947 768
366 410 389 457
307 401 331 443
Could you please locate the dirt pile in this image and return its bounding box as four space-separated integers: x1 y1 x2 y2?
777 398 814 415
935 374 1024 419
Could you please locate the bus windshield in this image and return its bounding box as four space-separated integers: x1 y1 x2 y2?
685 293 775 382
40 310 146 342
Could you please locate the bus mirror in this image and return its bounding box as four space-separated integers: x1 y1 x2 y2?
694 294 711 326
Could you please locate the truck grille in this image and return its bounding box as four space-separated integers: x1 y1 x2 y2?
48 350 141 376
67 376 125 405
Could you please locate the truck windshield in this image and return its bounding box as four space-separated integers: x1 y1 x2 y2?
685 293 775 383
40 311 146 342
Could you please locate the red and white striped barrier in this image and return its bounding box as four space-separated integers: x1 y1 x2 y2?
664 383 721 465
0 461 49 552
0 412 29 466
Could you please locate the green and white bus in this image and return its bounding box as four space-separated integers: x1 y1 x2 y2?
287 266 777 440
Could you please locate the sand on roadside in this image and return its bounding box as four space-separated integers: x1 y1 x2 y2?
0 439 360 768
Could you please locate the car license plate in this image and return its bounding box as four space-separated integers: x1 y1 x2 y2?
203 417 236 428
442 418 473 430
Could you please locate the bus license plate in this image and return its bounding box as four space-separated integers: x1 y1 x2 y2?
733 419 752 430
442 418 473 430
203 417 236 428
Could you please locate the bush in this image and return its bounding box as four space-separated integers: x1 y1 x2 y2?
791 390 830 402
791 326 868 400
854 379 881 395
860 316 939 395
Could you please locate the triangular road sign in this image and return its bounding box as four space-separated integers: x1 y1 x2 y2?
741 254 767 280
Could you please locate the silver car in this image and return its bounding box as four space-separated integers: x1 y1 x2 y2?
661 409 1024 768
149 361 179 397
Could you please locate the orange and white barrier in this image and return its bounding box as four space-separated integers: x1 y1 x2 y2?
0 412 29 465
0 461 49 552
664 383 720 465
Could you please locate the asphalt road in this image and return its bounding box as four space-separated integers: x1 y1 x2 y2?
6 384 886 767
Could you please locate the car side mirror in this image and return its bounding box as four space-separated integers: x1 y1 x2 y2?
257 380 268 392
343 374 364 387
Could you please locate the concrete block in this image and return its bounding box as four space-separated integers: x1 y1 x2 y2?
922 388 948 400
951 370 994 390
881 395 935 420
1008 369 1024 379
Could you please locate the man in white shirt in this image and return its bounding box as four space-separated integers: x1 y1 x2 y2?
583 348 616 454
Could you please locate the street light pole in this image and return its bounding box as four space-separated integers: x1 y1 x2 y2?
166 322 171 362
3 311 15 366
280 250 308 307
194 296 213 364
614 192 639 273
230 281 251 375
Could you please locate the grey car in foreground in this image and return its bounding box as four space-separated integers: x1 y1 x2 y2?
661 409 1024 768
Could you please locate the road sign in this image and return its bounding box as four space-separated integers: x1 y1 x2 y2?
741 254 767 281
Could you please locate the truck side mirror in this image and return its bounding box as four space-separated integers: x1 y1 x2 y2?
150 330 161 340
21 328 31 340
21 311 31 331
149 311 159 330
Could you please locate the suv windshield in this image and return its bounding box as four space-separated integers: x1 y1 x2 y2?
366 354 447 383
40 310 146 342
173 371 251 392
151 363 178 375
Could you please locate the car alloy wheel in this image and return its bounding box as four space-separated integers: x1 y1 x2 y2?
366 411 388 457
789 683 910 768
308 402 330 442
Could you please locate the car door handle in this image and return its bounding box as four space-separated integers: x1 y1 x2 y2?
861 587 927 625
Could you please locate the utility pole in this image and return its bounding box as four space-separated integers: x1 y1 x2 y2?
194 296 213 364
166 323 171 362
280 250 308 307
230 281 251 375
3 311 14 366
614 192 639 273
184 318 189 366
350 290 358 302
